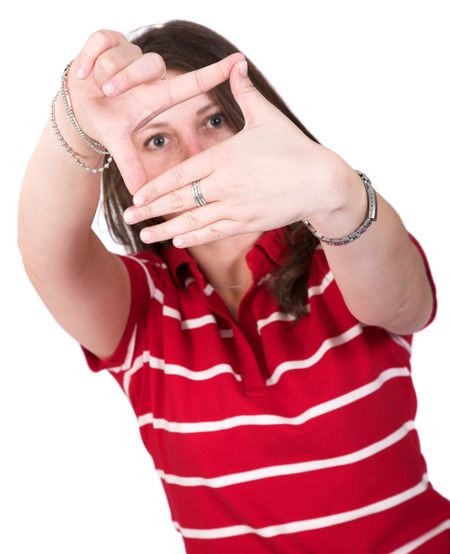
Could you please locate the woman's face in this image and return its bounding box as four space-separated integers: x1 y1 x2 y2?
132 69 236 219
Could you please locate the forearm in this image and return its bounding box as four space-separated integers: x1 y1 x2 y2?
18 93 103 279
308 167 434 334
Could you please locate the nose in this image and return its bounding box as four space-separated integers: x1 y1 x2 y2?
181 132 207 159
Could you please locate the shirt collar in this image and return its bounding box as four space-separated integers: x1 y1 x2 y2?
164 226 291 289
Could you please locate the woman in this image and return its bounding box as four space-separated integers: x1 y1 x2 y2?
18 20 450 553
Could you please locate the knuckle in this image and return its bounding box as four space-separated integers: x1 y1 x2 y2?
194 68 208 93
172 166 187 189
97 53 117 74
90 30 113 48
209 226 224 240
146 52 166 76
117 65 134 87
131 43 143 55
216 58 227 81
186 212 200 230
77 51 91 67
170 190 184 210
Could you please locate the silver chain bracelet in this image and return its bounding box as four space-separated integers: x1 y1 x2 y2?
50 91 113 174
302 170 378 246
60 61 110 155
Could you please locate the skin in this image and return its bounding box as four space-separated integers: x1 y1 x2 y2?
127 69 260 292
70 30 433 333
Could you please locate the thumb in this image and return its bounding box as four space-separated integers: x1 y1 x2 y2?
107 134 148 195
229 59 270 126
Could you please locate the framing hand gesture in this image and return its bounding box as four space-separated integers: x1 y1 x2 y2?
124 60 352 248
70 30 244 193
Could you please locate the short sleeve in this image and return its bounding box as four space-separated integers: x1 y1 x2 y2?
80 252 161 374
407 232 438 330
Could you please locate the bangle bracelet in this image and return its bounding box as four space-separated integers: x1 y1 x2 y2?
302 170 377 246
50 91 113 173
60 61 110 156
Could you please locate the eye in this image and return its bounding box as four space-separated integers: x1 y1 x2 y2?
206 113 227 129
143 134 168 149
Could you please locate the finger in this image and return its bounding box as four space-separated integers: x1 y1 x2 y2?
132 52 245 132
106 133 148 194
172 219 242 248
93 43 143 92
102 52 166 97
228 59 271 126
138 203 235 245
123 175 216 224
164 52 245 110
132 147 216 207
74 30 125 80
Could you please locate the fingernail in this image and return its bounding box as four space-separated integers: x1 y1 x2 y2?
123 209 137 224
102 82 116 96
141 229 152 242
134 194 146 207
76 67 86 79
239 61 248 77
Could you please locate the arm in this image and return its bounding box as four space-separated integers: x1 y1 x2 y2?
18 91 131 360
18 31 241 359
306 165 434 335
116 60 433 337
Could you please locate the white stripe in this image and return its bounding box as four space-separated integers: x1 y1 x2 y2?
162 302 218 330
106 322 398 400
204 284 215 296
122 352 168 397
163 305 218 330
162 266 333 336
129 255 164 304
256 271 334 334
107 322 404 409
155 420 416 488
162 305 181 320
388 332 412 354
257 311 297 334
123 324 137 370
308 270 334 298
103 324 137 374
389 518 450 553
181 315 218 330
267 323 365 386
122 353 237 398
122 350 147 397
137 258 167 270
137 367 411 433
172 474 430 539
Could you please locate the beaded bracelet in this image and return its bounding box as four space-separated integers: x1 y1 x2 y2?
302 170 378 246
50 90 113 174
60 61 110 155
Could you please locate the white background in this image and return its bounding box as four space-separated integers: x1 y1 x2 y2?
2 1 449 552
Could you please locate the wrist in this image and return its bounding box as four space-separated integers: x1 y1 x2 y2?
305 167 371 240
54 93 103 163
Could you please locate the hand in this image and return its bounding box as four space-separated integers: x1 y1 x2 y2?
68 30 244 192
124 60 353 247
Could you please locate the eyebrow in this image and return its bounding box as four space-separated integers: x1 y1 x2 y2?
133 102 220 133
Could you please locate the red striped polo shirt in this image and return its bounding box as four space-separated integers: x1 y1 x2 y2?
81 226 450 553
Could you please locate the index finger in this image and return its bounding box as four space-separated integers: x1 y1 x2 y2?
132 52 245 132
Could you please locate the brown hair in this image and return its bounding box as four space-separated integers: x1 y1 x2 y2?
102 19 320 321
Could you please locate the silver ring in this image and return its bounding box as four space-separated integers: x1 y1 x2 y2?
191 180 208 207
